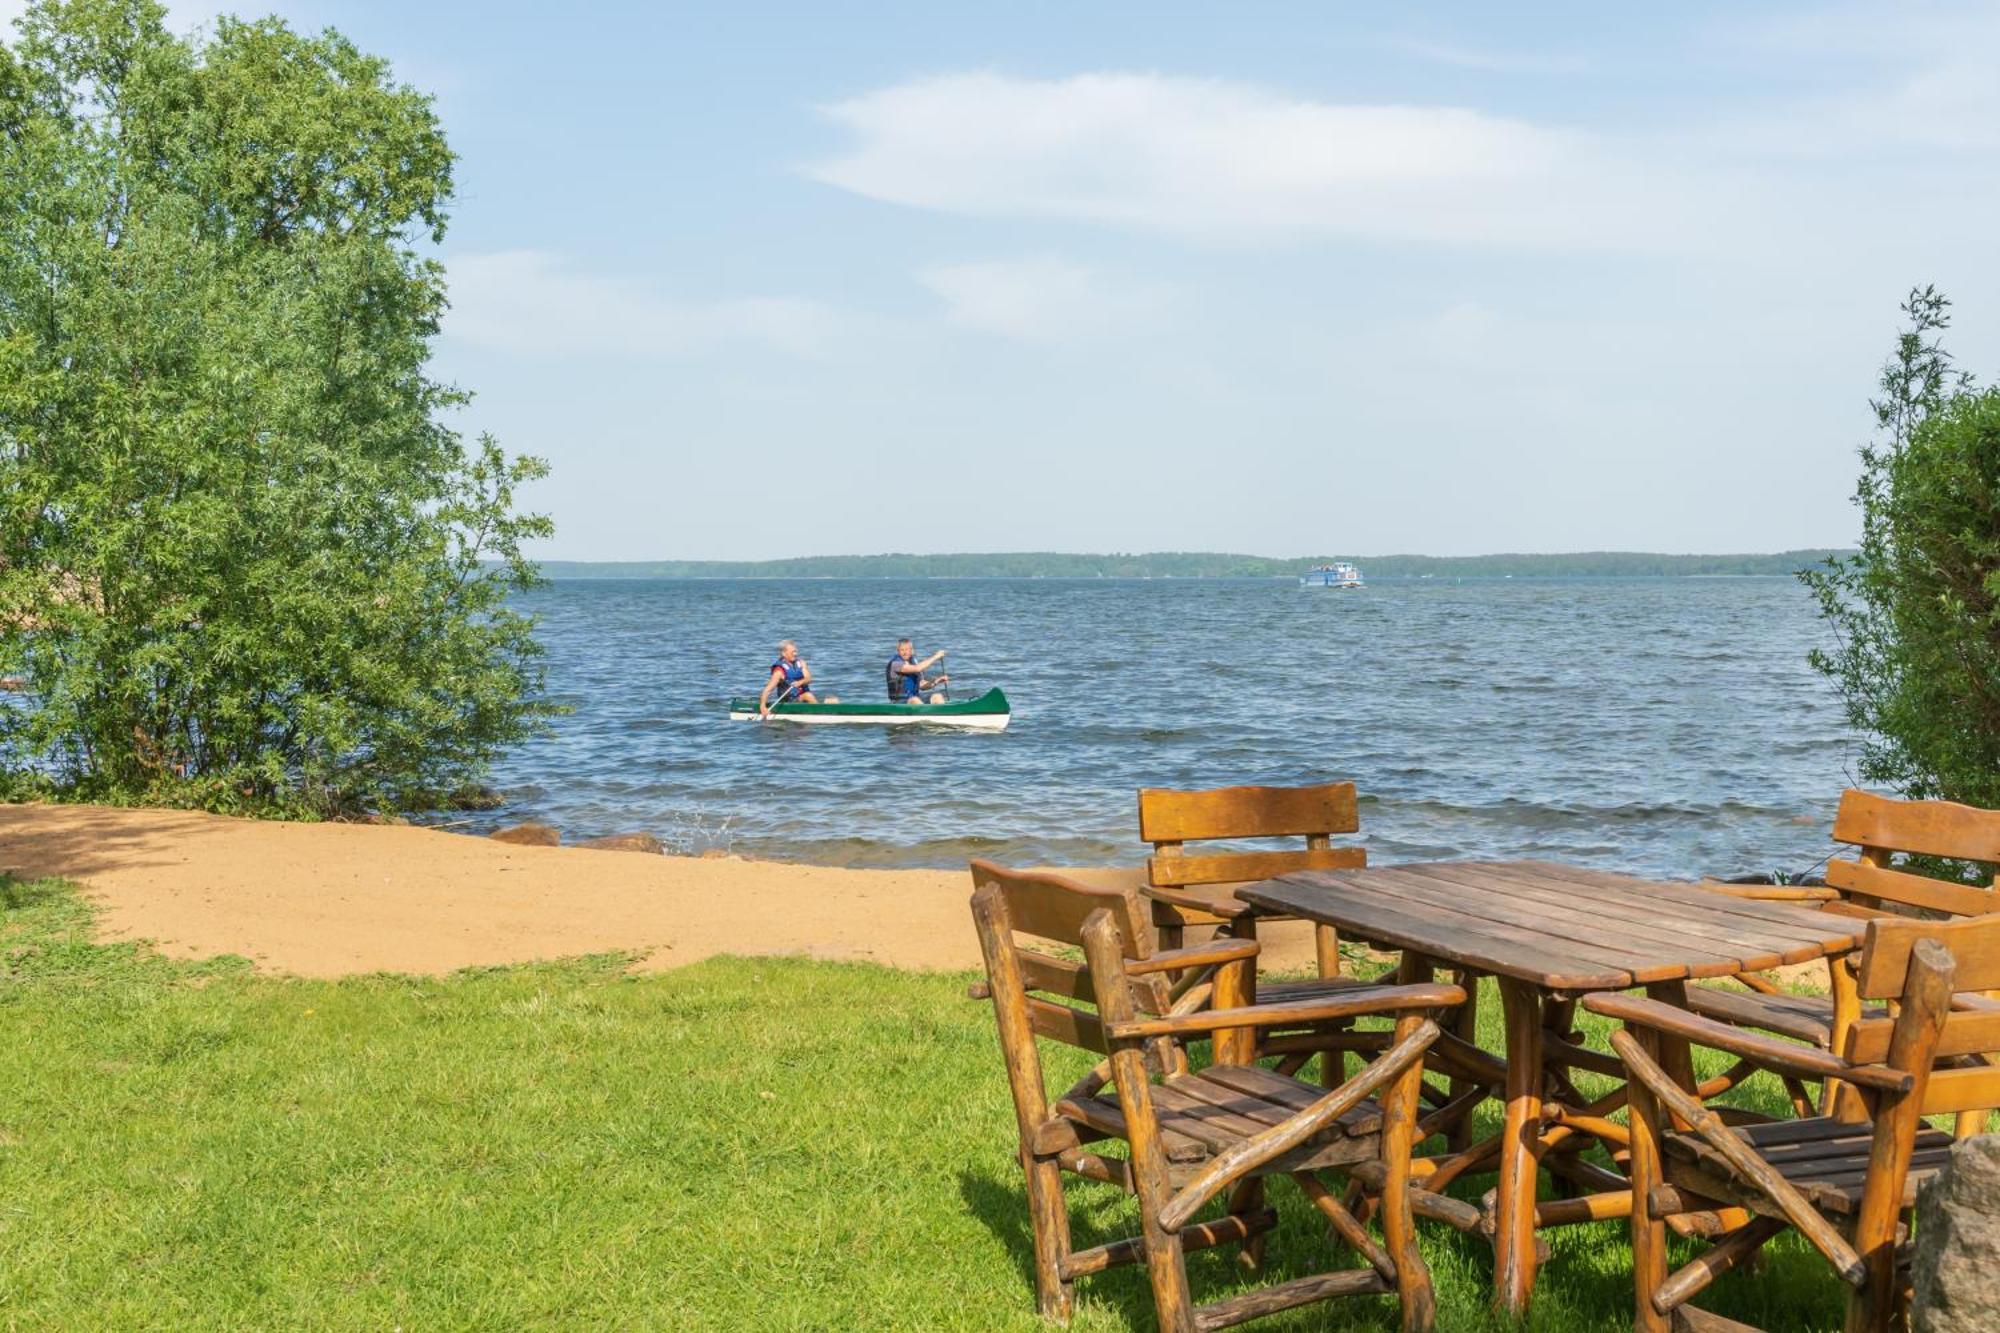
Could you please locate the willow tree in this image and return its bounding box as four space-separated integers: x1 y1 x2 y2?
0 1 553 814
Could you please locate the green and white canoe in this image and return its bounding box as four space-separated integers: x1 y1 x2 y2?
729 687 1011 730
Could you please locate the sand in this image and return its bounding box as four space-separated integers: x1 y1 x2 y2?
0 802 1325 978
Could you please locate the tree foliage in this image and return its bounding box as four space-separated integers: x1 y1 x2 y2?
0 0 553 815
1804 287 2000 809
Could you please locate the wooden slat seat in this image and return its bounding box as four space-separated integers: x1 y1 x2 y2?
1063 1064 1383 1176
1661 1117 1958 1216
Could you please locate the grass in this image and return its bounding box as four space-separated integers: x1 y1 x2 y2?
0 877 1862 1330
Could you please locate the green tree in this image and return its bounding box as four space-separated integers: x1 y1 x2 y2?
1804 287 2000 810
0 0 554 815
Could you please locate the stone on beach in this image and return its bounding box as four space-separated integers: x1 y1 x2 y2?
1913 1134 2000 1332
577 832 664 854
490 822 560 846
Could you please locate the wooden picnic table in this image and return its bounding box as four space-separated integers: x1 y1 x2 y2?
1236 859 1868 1317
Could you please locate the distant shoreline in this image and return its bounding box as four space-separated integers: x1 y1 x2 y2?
531 549 1849 581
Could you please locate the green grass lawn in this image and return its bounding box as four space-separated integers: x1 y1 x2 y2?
0 876 1861 1330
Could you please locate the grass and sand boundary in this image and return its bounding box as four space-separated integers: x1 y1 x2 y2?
0 802 1328 978
0 803 1847 1329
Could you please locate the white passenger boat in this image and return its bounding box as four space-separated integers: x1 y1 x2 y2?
1300 562 1365 589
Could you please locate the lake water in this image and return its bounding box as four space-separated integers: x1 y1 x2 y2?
475 576 1857 879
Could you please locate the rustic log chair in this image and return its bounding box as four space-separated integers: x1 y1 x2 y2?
1138 781 1365 986
1583 914 2000 1333
1686 788 2000 1130
969 859 1465 1333
1137 782 1482 1102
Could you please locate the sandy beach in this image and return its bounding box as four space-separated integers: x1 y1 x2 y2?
0 802 1323 978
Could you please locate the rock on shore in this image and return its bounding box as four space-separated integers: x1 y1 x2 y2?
577 833 664 854
490 822 560 846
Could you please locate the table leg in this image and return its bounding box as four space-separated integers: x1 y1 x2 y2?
1542 997 1580 1200
1493 978 1544 1316
1645 981 1699 1131
1447 968 1482 1153
1212 922 1258 1067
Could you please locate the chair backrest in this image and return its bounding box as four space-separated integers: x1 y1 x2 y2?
1826 789 2000 919
1137 781 1365 888
969 859 1160 1057
969 860 1169 1151
1845 915 2000 1119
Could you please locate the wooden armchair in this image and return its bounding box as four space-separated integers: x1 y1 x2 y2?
969 859 1465 1332
1583 914 2000 1333
1137 781 1368 1000
1686 789 1999 1128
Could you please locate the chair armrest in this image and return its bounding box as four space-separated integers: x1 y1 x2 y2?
1699 880 1840 903
1143 884 1264 923
1125 938 1262 976
1105 981 1466 1040
1582 992 1913 1093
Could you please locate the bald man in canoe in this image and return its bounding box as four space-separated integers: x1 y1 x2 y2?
886 638 948 705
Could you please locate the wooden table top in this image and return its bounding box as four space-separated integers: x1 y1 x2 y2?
1238 860 1866 993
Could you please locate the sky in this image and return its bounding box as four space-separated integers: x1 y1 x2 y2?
9 1 2000 560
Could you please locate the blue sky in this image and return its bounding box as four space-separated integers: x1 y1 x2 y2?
13 2 2000 560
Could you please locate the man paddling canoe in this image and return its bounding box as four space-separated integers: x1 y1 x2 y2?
759 640 836 719
886 638 948 705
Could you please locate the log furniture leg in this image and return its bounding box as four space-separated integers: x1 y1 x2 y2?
1542 996 1582 1200
1447 968 1482 1152
1646 980 1699 1131
1624 1028 1671 1333
1826 954 1866 1121
1317 922 1347 1090
1225 1177 1267 1272
1211 933 1258 1068
1493 977 1546 1316
1384 952 1438 1330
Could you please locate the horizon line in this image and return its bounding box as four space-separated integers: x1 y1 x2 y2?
532 546 1850 564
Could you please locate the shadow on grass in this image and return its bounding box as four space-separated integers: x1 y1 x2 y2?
957 1166 1180 1328
957 1168 1037 1294
958 1163 1455 1331
0 875 66 911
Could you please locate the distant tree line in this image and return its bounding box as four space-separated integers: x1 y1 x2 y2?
536 550 1851 580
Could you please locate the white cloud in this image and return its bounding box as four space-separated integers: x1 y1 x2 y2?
916 256 1166 342
810 72 1692 249
443 250 846 361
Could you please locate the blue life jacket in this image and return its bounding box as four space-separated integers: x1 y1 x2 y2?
770 659 806 701
886 656 918 700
